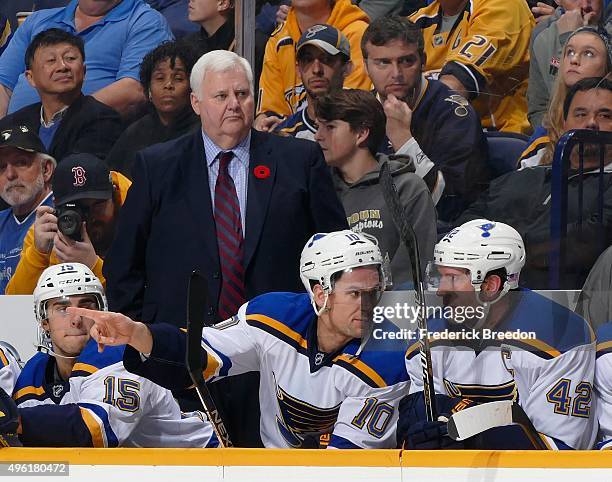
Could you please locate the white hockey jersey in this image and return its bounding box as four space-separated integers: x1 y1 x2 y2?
201 292 410 449
595 323 612 450
0 345 21 395
405 289 597 449
12 340 218 448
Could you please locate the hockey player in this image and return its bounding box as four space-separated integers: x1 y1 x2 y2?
0 342 21 396
398 219 597 450
69 230 410 448
3 263 218 448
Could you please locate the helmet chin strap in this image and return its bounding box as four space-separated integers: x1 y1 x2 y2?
36 344 79 360
471 283 512 330
314 292 330 317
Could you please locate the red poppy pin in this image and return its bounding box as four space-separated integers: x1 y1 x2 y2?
253 164 270 179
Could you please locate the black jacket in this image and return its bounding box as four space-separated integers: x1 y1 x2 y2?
0 94 122 162
457 166 612 289
105 106 199 179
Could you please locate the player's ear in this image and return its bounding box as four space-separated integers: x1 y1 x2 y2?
312 284 327 310
481 274 502 296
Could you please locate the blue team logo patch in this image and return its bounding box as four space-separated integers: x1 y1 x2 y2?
477 222 495 237
307 233 326 248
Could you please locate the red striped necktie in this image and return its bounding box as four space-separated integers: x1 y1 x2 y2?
214 151 246 319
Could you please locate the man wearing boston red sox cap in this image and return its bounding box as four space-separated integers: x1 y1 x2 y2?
4 152 132 295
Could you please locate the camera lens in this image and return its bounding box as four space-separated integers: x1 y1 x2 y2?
56 203 83 241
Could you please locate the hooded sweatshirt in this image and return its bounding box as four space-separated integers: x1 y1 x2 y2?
333 154 437 288
257 0 371 117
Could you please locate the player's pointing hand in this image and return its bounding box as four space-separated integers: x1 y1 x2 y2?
66 307 152 354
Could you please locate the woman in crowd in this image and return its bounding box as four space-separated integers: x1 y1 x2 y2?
106 41 200 179
520 27 611 167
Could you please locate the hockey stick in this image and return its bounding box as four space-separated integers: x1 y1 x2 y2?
186 271 234 448
379 162 437 422
446 400 548 449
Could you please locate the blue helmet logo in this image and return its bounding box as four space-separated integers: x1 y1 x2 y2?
307 233 326 248
477 223 495 237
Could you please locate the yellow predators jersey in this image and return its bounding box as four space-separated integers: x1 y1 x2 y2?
410 0 534 134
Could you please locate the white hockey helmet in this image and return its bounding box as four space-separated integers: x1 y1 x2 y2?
33 263 107 351
432 219 525 290
300 230 389 313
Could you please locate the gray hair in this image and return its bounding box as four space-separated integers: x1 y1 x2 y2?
37 152 57 169
190 50 254 100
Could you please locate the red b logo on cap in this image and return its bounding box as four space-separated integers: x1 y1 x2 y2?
72 166 86 187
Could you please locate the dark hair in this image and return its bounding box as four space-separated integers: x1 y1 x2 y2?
361 16 425 62
25 28 85 69
139 41 199 94
563 77 612 120
315 89 386 156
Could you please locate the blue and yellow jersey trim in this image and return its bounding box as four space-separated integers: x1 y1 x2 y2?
71 340 125 377
519 134 549 163
13 353 49 404
13 385 48 405
245 292 313 354
332 354 387 389
0 348 9 367
246 313 309 355
78 403 119 448
597 340 612 359
498 289 595 358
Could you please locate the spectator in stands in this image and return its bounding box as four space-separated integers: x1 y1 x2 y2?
5 153 131 294
0 125 54 293
315 89 436 285
275 24 352 141
182 1 267 95
355 0 406 19
255 0 370 132
521 27 611 167
0 0 173 117
410 0 534 134
362 16 489 223
102 49 347 446
106 41 199 179
576 244 612 331
529 0 607 129
0 29 123 163
457 77 612 289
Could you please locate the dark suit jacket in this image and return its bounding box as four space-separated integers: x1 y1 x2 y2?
104 128 348 326
0 94 122 161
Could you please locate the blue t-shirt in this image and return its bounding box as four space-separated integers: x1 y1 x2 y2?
0 192 54 293
0 0 173 113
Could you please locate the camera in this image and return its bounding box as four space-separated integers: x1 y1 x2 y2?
55 203 85 242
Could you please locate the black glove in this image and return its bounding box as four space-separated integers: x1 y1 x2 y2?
0 387 21 447
397 391 475 450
